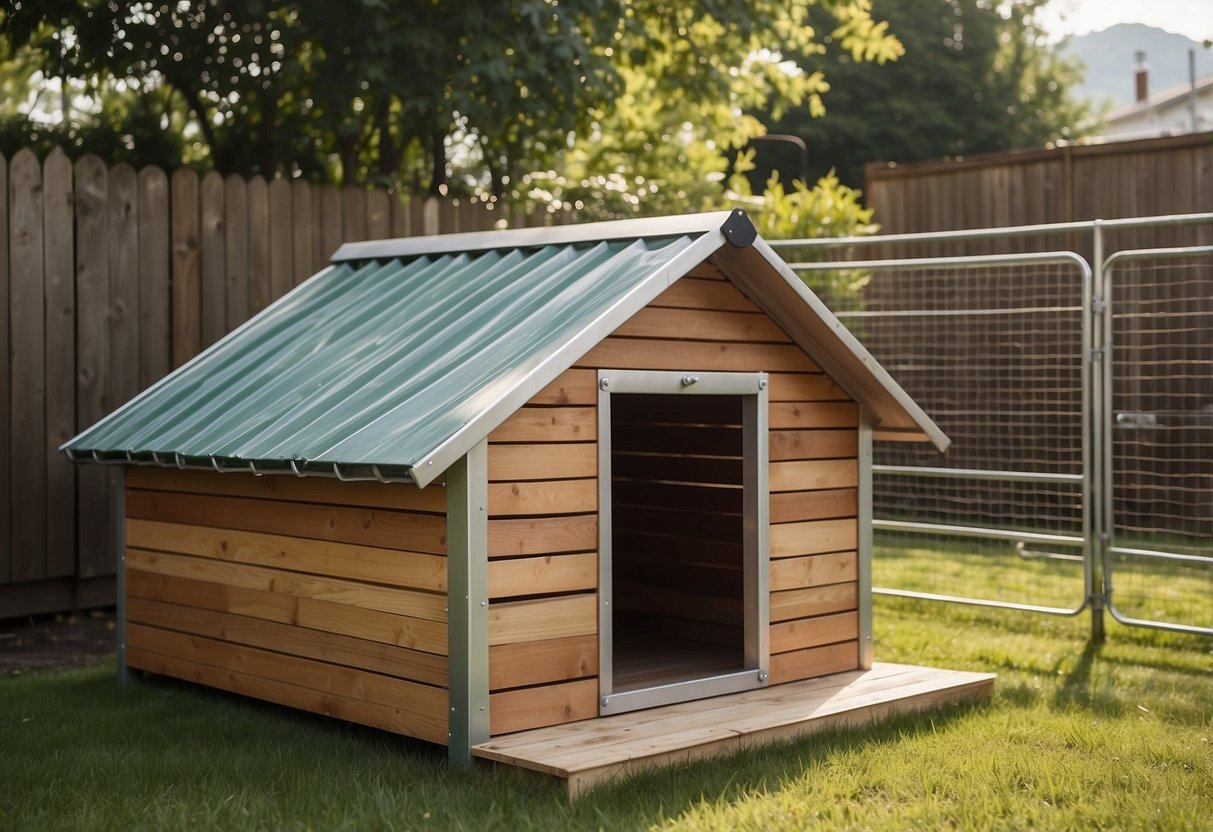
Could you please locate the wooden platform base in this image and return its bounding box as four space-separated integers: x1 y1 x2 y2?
473 662 995 797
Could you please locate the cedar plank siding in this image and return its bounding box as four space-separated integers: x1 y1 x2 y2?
122 467 450 744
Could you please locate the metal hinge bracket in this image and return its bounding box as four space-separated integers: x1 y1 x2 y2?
1091 296 1107 314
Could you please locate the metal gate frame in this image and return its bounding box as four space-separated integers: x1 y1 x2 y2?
773 212 1213 640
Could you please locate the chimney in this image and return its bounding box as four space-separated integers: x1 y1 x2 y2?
1135 50 1149 103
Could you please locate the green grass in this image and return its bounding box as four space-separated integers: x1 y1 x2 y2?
3 602 1211 831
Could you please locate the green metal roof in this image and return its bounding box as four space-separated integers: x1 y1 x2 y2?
64 210 948 487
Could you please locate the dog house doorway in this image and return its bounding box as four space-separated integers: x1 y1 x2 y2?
597 370 769 715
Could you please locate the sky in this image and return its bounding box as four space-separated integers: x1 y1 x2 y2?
1037 0 1213 43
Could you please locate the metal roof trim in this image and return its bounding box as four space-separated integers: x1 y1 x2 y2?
714 238 951 453
331 210 738 263
409 226 728 487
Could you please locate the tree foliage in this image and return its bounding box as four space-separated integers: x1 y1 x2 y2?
746 0 1094 189
1 0 904 217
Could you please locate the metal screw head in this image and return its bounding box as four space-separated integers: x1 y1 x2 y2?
601 697 609 708
758 671 768 682
599 378 610 390
759 379 768 390
681 374 699 387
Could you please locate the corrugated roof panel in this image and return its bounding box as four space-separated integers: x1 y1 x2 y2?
65 234 704 478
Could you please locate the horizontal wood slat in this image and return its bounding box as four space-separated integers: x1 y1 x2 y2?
126 548 446 621
577 337 820 373
127 569 449 654
769 429 858 461
126 596 448 686
488 478 596 517
489 678 598 736
125 489 446 554
488 515 596 557
530 368 598 406
770 582 858 623
770 611 859 654
769 402 858 429
769 552 858 592
769 489 857 524
489 553 597 598
490 406 595 443
767 641 859 685
612 307 791 344
126 519 447 592
649 277 762 312
770 459 858 493
489 634 598 691
126 467 445 513
126 638 448 744
770 518 858 558
767 374 849 403
488 594 597 646
487 443 596 482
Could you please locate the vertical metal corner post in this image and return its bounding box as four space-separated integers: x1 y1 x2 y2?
596 372 614 705
115 467 129 686
742 375 770 676
857 411 875 670
446 440 490 766
1089 221 1107 643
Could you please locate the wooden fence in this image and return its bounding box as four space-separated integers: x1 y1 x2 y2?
864 131 1213 253
0 147 538 618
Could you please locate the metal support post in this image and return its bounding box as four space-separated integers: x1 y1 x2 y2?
115 468 130 686
1089 221 1107 643
445 440 490 766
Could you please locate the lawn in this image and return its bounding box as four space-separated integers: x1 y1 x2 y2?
3 598 1210 831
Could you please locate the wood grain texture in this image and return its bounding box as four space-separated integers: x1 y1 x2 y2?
127 568 448 654
489 634 598 691
489 553 596 598
769 488 857 524
223 173 249 329
126 626 448 743
770 582 858 622
767 641 859 684
125 489 447 554
268 177 293 301
577 337 819 373
489 406 596 443
126 467 446 513
42 149 76 578
490 678 597 736
649 277 762 312
136 165 170 390
769 429 857 461
612 307 790 344
126 547 447 621
488 594 597 646
246 175 271 315
770 518 858 558
770 611 859 654
127 596 448 686
488 515 596 557
770 551 858 592
530 368 597 406
769 402 858 429
170 167 201 365
488 443 596 482
126 518 447 591
769 458 858 492
199 170 226 348
488 478 596 517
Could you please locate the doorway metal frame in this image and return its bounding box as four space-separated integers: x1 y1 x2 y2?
596 369 769 715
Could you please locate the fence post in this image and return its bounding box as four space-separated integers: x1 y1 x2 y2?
1089 220 1107 644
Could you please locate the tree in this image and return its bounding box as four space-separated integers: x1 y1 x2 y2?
1 0 904 209
745 0 1095 190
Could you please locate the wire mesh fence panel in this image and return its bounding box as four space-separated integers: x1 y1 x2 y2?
1107 254 1213 633
822 260 1090 611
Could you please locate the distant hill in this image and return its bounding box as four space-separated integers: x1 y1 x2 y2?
1060 23 1211 110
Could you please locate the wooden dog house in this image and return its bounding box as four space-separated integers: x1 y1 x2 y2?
65 210 992 791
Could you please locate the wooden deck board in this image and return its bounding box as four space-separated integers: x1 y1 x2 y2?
472 662 994 796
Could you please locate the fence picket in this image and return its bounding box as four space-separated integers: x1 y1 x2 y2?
268 178 292 300
342 186 367 243
290 179 314 284
247 176 271 314
138 166 170 390
320 185 342 261
0 152 7 586
8 149 47 582
367 188 389 240
74 154 110 579
170 168 201 367
43 149 76 579
224 174 249 329
199 170 226 348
